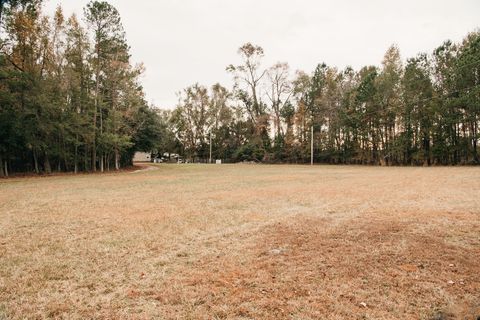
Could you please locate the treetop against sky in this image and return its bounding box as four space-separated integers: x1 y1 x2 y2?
44 0 480 108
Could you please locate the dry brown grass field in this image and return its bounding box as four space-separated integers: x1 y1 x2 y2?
0 164 479 319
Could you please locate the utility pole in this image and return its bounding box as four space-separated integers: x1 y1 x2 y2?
310 125 314 166
209 132 212 164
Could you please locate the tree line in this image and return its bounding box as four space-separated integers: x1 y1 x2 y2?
166 34 479 165
0 0 161 176
1 1 478 174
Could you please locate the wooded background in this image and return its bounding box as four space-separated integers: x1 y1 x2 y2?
1 1 479 176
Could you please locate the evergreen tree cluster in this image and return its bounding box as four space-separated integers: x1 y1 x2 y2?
169 34 480 165
0 0 161 176
1 1 479 173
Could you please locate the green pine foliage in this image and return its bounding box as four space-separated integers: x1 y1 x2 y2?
170 33 480 165
1 1 479 173
0 1 162 175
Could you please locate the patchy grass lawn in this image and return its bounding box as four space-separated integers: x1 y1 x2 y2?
0 164 479 319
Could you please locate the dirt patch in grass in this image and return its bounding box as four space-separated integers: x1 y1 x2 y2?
152 210 479 319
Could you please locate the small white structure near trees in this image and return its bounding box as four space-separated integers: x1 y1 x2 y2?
133 152 151 162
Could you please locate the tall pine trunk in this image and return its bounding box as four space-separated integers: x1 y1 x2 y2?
423 136 430 166
84 146 89 172
472 121 478 164
74 137 78 174
115 148 120 170
0 155 4 177
100 153 104 172
44 151 52 174
4 159 8 177
92 110 97 172
33 149 39 174
63 138 69 172
99 107 104 173
92 46 100 172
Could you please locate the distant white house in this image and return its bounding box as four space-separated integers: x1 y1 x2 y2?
133 152 151 162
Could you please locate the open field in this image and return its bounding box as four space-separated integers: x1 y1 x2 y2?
0 164 479 319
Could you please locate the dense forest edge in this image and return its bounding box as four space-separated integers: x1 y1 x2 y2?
1 1 479 177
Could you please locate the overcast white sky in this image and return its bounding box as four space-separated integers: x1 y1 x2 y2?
44 0 479 108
